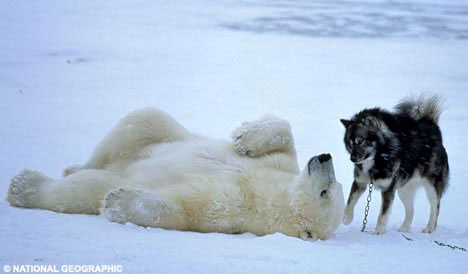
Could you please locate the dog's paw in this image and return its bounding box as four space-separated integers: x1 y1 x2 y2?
63 165 83 177
373 226 387 235
422 226 435 233
398 225 410 233
7 169 51 208
342 209 354 225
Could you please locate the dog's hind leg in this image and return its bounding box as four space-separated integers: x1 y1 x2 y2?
397 180 417 232
64 108 191 176
422 181 440 233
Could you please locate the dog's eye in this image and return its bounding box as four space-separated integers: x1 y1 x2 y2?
355 138 364 145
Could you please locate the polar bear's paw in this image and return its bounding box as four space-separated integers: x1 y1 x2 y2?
232 118 292 158
232 121 270 157
63 164 83 177
104 187 175 227
104 187 135 223
232 124 254 156
104 187 158 224
7 169 51 208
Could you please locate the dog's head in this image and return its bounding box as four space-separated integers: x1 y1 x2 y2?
340 115 389 164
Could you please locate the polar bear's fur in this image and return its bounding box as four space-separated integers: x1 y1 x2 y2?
7 108 344 240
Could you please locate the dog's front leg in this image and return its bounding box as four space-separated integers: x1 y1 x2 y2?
343 180 367 225
343 167 369 225
374 182 397 235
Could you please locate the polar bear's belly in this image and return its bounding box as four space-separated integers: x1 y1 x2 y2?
124 139 244 189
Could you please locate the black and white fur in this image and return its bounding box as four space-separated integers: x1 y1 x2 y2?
340 95 449 234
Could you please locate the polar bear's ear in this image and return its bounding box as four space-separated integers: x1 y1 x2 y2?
340 119 352 128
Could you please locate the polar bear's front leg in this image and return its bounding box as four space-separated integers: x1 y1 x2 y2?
232 116 296 157
104 187 187 230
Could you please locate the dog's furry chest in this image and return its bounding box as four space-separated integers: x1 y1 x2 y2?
356 157 401 190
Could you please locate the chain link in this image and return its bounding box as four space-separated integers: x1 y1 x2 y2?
361 182 374 232
434 240 467 252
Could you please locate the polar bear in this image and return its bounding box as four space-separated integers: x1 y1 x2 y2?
7 108 344 240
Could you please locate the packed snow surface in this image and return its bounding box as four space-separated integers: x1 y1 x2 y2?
1 0 468 273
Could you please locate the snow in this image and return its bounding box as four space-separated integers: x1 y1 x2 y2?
1 0 468 273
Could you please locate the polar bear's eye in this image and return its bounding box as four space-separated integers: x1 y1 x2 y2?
320 189 328 198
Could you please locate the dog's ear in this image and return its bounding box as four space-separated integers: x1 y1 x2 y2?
362 116 391 135
362 116 381 128
340 119 352 128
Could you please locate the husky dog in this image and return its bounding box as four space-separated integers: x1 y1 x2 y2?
7 108 344 240
340 95 449 234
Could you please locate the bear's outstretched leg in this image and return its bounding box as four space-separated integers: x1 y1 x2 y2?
232 115 296 158
7 169 53 208
8 169 122 214
64 108 191 176
104 187 187 230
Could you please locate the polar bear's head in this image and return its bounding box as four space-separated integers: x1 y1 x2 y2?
291 154 344 240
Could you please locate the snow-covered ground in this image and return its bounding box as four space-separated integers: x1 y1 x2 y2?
1 0 468 273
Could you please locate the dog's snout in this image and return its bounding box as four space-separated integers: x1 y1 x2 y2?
350 155 357 162
318 153 332 164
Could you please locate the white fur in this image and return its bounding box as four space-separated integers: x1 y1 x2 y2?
360 157 375 174
373 178 392 189
7 108 344 240
397 171 440 233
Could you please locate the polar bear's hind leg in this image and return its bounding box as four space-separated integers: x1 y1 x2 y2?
8 169 122 214
64 108 191 175
7 169 52 208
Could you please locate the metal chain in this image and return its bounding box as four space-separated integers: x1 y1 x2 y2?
402 235 466 252
434 240 467 252
361 182 374 232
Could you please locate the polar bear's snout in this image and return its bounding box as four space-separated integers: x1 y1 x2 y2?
306 153 338 201
295 154 344 238
308 154 336 183
317 153 331 163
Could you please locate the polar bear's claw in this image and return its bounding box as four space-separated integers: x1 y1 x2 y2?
63 165 84 177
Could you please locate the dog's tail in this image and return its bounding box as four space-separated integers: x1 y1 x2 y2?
394 94 443 124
